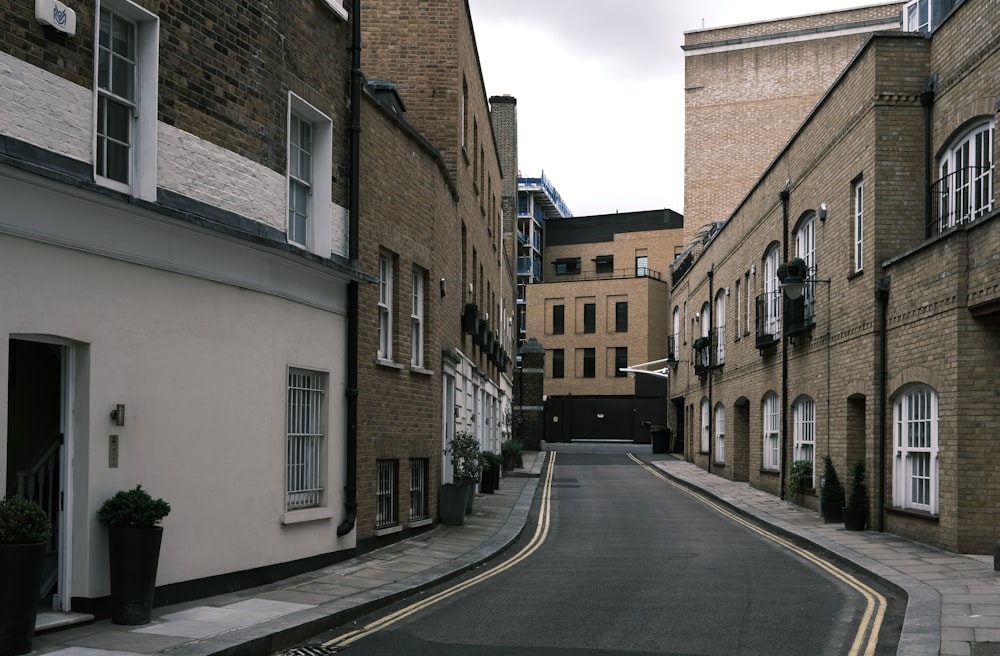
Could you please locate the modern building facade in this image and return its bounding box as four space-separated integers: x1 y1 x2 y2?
526 210 684 442
682 2 904 246
669 0 998 553
1 0 364 615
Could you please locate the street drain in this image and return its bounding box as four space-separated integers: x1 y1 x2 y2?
278 645 344 656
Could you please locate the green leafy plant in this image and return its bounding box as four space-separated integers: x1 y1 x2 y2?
501 439 523 457
98 485 171 528
447 432 483 485
480 451 503 470
693 336 710 350
0 496 52 544
785 459 813 499
821 456 845 506
847 460 868 509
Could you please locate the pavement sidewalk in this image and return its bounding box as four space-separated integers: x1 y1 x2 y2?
29 450 1000 656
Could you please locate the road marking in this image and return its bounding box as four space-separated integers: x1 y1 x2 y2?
322 452 558 649
628 453 887 656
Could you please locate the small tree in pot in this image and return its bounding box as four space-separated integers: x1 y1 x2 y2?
820 456 845 524
843 460 869 531
0 496 52 656
98 485 170 625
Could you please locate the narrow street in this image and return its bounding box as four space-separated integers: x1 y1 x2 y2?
315 443 901 655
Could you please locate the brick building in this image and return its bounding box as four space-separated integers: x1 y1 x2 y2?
669 0 998 553
525 210 684 442
1 0 365 615
682 3 904 246
357 0 515 536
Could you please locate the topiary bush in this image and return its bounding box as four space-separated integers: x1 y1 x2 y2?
98 485 171 528
822 456 845 506
0 496 53 544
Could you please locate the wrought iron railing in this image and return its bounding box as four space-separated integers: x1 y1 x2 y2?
756 292 781 348
928 165 994 237
544 267 663 283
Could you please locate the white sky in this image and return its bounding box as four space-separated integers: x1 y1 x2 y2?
468 0 898 217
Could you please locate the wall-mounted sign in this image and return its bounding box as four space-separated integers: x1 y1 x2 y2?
35 0 77 37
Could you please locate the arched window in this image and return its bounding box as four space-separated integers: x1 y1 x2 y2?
793 397 816 486
795 213 817 321
714 403 726 465
762 392 780 471
701 398 710 453
672 306 680 360
763 246 781 339
714 289 726 364
893 385 939 514
938 119 994 231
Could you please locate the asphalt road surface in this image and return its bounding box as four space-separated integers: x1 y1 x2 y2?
315 442 902 655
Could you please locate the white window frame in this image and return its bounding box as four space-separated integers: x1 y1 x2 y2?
411 268 425 368
893 385 939 514
714 403 725 465
287 93 333 256
672 306 680 359
735 280 742 339
854 179 865 273
286 368 327 512
902 0 931 32
763 392 780 472
763 247 781 338
744 271 753 336
795 214 817 318
793 397 816 487
938 120 995 231
701 398 710 453
94 0 158 200
318 0 348 20
378 252 394 361
714 289 726 364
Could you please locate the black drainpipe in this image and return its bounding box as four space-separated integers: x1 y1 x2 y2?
707 267 714 475
779 181 790 500
337 0 362 537
875 277 891 532
920 74 937 239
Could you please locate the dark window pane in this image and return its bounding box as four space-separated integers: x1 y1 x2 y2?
584 303 595 333
615 347 628 377
616 302 628 332
552 349 564 379
552 305 564 335
583 348 595 378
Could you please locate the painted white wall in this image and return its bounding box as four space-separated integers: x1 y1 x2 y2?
1 170 353 598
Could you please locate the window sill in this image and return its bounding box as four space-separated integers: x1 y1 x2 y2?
377 358 405 370
847 269 864 282
281 506 334 525
760 469 780 477
375 525 402 537
410 365 434 377
319 0 349 20
408 518 433 529
886 506 939 522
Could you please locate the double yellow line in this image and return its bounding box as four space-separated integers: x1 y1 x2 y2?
627 453 887 656
323 452 557 649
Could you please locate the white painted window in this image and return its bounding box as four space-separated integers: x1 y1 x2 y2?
286 369 326 510
378 252 394 360
672 306 680 359
763 392 780 471
735 280 742 339
793 397 816 486
376 459 399 530
763 247 781 338
318 0 348 20
893 385 939 514
714 403 726 465
411 268 425 367
714 289 726 364
938 120 994 231
854 179 865 273
287 94 333 255
701 398 710 453
745 271 752 336
795 214 817 318
902 0 931 32
95 0 158 200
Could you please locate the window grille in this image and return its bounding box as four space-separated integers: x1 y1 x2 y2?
376 459 399 530
409 459 429 522
286 370 325 510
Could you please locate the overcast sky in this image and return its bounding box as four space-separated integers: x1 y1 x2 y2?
468 0 898 217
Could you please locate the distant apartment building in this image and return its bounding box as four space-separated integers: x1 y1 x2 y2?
526 210 684 442
682 2 904 246
669 0 998 553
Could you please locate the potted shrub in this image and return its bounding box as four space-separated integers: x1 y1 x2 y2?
501 439 523 472
785 459 813 500
479 451 503 494
777 257 808 282
98 485 170 625
0 496 52 656
820 456 845 524
843 460 869 531
441 432 482 524
693 336 710 351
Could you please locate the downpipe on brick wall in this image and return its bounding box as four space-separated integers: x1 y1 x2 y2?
875 277 891 533
780 180 790 501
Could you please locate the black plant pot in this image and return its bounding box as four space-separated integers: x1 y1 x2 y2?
440 484 467 526
822 502 844 524
108 526 163 625
0 541 46 656
842 506 867 531
480 465 499 494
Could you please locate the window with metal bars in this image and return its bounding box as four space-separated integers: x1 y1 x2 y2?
376 459 399 530
286 369 325 510
409 459 429 522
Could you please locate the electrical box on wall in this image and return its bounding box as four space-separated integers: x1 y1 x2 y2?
35 0 77 37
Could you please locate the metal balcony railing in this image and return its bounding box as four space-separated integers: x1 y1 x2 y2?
756 292 781 348
929 165 995 237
